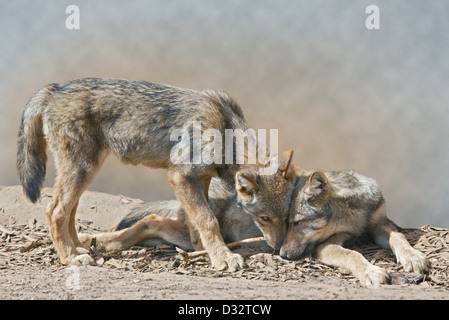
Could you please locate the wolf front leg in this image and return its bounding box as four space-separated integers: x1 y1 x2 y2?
315 233 389 288
387 230 429 273
371 221 429 273
167 169 244 271
368 204 429 274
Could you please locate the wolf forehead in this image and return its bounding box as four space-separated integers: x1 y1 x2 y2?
291 204 326 222
239 175 294 216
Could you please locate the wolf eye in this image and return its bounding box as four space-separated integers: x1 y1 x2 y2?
292 214 305 226
260 216 271 223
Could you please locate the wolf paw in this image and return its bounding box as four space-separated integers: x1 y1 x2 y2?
77 233 94 248
359 265 389 288
397 249 429 274
70 253 95 266
210 250 244 272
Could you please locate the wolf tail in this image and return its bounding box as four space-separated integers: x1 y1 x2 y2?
17 86 52 203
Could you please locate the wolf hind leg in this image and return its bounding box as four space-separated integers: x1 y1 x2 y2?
46 151 106 265
46 177 93 265
78 213 194 253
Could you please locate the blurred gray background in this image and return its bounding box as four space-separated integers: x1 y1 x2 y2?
1 1 448 227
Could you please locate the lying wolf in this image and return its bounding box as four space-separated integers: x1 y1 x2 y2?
79 165 428 287
17 78 295 270
280 167 429 287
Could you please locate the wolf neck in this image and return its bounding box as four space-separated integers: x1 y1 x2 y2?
325 197 368 238
202 91 275 181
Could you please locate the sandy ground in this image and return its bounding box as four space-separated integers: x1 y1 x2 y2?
1 185 448 300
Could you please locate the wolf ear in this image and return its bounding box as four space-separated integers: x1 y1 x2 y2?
278 149 295 181
305 171 331 198
235 169 259 202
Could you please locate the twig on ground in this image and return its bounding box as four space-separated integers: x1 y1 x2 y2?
176 237 265 263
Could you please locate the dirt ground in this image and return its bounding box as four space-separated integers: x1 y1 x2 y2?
1 185 448 300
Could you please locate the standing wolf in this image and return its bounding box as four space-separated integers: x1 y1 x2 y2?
17 78 294 270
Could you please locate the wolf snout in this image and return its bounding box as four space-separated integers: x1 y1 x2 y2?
279 246 301 260
279 242 311 260
269 240 283 252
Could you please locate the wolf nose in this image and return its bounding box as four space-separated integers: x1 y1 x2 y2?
279 246 302 260
272 243 282 252
279 248 289 259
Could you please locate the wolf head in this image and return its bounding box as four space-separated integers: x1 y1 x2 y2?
235 150 296 250
279 171 333 259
